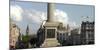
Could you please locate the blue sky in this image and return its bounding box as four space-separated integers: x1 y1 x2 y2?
10 1 47 11
55 3 95 24
10 1 95 34
11 1 94 24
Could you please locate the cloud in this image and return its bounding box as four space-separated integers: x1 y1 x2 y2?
10 5 70 34
23 10 47 34
54 9 69 27
10 5 23 21
68 21 80 30
10 4 47 34
24 10 47 23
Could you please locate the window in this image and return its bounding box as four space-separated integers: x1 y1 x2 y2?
47 29 55 38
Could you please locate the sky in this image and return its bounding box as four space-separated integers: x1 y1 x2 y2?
55 3 95 24
10 1 95 35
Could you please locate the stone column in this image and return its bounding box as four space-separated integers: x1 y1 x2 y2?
47 3 55 22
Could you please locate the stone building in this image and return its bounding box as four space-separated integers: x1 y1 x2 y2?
57 23 71 46
81 21 94 44
10 23 20 49
71 28 81 45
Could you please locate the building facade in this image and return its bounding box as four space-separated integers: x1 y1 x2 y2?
57 24 72 46
81 21 94 44
71 28 81 45
10 24 20 49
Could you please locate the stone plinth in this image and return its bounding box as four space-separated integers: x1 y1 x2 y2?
41 22 60 47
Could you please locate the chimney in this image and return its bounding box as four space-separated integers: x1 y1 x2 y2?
47 3 55 22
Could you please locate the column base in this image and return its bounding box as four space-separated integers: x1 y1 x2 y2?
41 38 60 48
